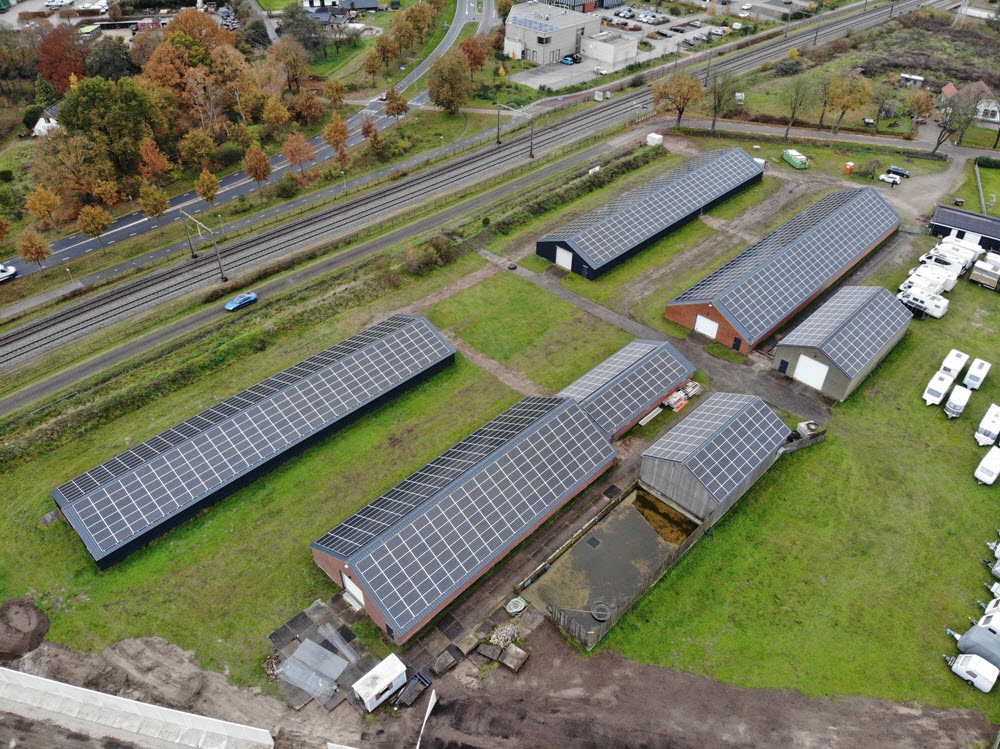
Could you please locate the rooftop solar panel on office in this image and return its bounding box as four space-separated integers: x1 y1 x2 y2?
667 188 900 345
643 392 789 503
543 149 764 270
312 396 616 639
52 315 455 566
508 15 559 32
779 286 911 378
560 340 695 436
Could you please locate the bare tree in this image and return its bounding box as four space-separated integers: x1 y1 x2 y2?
706 71 738 134
779 77 813 141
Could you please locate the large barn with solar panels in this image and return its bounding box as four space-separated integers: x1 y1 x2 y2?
640 392 790 523
558 339 695 439
664 188 901 355
772 286 911 401
52 315 455 569
536 149 765 280
312 396 616 644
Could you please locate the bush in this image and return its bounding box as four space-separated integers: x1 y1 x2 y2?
772 59 802 77
403 245 437 274
630 74 646 87
273 172 300 199
760 60 773 72
22 104 43 131
345 82 358 92
211 142 244 168
0 170 13 183
977 156 1000 169
232 194 254 214
856 158 884 179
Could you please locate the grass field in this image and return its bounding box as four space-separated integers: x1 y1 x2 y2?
602 262 1000 720
950 164 1000 218
426 272 634 390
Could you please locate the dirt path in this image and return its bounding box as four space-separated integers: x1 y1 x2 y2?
368 622 994 749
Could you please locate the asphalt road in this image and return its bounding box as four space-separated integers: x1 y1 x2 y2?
0 0 497 276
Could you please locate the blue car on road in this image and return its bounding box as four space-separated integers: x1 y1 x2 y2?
225 292 258 311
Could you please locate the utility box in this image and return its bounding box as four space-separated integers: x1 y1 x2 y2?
646 133 664 147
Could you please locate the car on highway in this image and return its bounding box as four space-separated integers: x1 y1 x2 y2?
887 165 912 178
378 91 388 101
0 263 16 283
878 173 901 185
225 292 258 311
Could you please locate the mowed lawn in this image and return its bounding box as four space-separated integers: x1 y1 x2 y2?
601 271 1000 720
426 272 634 391
2 349 519 688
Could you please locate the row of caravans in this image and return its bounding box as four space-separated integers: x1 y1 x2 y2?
897 236 986 318
947 546 1000 693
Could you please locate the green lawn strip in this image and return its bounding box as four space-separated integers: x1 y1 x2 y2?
425 272 633 390
956 126 1000 151
0 110 493 314
706 175 783 221
949 164 1000 217
0 142 37 237
705 341 748 363
601 281 1000 721
517 254 552 273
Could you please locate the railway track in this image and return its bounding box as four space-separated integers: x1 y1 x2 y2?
0 0 931 372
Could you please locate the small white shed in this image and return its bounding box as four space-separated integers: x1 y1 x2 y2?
352 653 407 712
32 117 60 137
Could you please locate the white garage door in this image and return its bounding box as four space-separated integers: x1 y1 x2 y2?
555 247 574 271
342 572 365 606
694 315 719 339
793 356 829 391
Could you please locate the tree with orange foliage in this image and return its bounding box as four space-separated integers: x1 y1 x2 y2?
458 35 487 82
243 145 271 194
195 168 220 206
335 143 350 171
0 218 11 244
291 89 324 126
139 138 171 186
322 113 348 151
37 24 89 95
17 231 51 269
166 8 236 53
360 113 376 139
143 41 191 96
77 205 113 249
262 96 290 131
267 37 310 92
281 131 315 175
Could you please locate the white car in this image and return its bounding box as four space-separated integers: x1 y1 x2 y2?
738 11 750 16
594 66 608 75
0 263 16 283
878 173 901 185
741 2 753 7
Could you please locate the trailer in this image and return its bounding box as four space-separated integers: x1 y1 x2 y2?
970 254 1000 290
945 384 971 419
899 275 947 296
908 264 958 292
782 149 808 169
940 349 970 378
976 404 1000 447
897 289 949 318
975 446 1000 485
922 372 954 406
944 653 999 692
965 359 991 390
950 627 1000 671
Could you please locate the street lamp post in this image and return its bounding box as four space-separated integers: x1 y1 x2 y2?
66 267 75 286
495 100 502 145
128 194 134 211
218 214 226 238
529 115 534 159
341 170 346 190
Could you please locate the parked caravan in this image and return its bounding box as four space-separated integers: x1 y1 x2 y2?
966 359 992 390
909 264 959 291
976 446 1000 485
899 275 947 296
976 404 1000 447
923 372 955 406
920 251 968 276
971 255 1000 290
945 384 972 419
940 349 970 378
951 626 1000 670
944 653 999 692
934 244 980 271
938 237 985 260
897 289 949 318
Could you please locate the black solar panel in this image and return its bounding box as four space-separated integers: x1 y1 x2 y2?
932 204 1000 240
53 315 455 565
316 397 616 638
778 286 911 378
668 188 901 345
544 149 764 270
643 392 789 503
560 340 694 436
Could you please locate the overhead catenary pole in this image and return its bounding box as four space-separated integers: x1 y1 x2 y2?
181 217 198 259
182 210 227 282
495 100 502 145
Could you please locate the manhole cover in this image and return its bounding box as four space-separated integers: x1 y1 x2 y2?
591 602 612 622
587 537 601 548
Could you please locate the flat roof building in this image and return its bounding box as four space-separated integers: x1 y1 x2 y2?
664 188 901 354
559 339 694 438
537 149 764 280
311 396 616 644
773 286 911 401
640 392 790 523
504 3 601 65
930 204 1000 252
52 315 455 568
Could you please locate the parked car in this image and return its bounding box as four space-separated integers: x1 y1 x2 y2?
689 19 702 27
225 292 258 312
878 173 901 185
657 29 673 36
741 2 753 8
738 11 750 16
571 53 582 63
0 263 16 283
559 56 575 65
887 165 912 178
711 27 727 35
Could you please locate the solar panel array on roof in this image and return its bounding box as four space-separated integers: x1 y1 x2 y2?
643 392 790 503
52 315 455 567
667 188 900 346
508 14 559 32
778 286 911 378
543 149 764 270
559 340 695 437
932 204 1000 240
312 396 616 639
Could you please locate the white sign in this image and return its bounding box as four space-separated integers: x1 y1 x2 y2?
594 91 604 102
589 165 601 175
415 690 438 749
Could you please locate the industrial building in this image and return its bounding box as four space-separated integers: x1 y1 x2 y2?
773 286 911 401
640 393 790 522
537 149 765 279
664 188 901 354
503 3 600 64
930 204 1000 252
559 339 695 438
52 315 455 568
311 396 617 644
